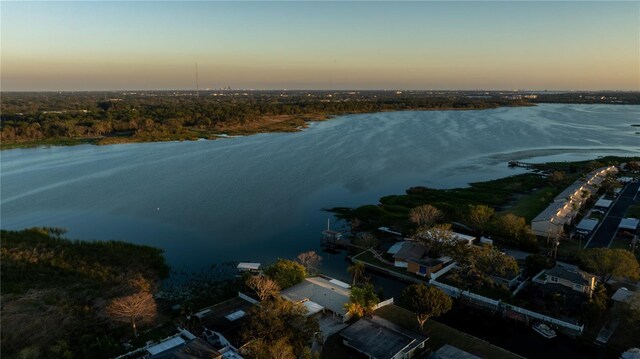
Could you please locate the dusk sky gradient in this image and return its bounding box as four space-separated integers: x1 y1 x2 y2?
1 1 639 91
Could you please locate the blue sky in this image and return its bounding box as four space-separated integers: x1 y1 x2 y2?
2 1 638 90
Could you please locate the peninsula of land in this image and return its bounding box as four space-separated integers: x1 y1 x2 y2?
3 90 637 150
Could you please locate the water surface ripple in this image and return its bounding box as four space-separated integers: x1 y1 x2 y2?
1 104 638 278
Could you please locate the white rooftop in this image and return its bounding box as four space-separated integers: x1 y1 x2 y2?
619 218 640 230
576 218 598 232
147 337 186 355
611 287 634 303
281 276 351 317
302 300 324 316
194 308 212 319
237 262 261 271
452 232 475 244
329 278 351 289
386 242 404 255
224 310 246 321
594 198 613 208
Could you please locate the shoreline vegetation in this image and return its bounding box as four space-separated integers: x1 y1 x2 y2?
0 228 171 359
1 90 531 150
330 156 639 256
4 89 639 150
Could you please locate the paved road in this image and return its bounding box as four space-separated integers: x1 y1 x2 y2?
586 180 640 248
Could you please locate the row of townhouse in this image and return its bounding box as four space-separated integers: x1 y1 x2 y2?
531 166 618 237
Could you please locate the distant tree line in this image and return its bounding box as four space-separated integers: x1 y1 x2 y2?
0 91 526 145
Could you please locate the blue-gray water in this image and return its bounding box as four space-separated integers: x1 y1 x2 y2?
1 104 639 280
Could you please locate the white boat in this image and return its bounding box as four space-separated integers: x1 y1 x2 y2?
532 322 557 339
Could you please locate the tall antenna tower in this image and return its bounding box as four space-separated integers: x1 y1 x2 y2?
195 62 200 97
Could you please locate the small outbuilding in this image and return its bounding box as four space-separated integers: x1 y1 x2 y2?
576 218 599 235
237 262 261 273
594 198 613 209
619 218 639 231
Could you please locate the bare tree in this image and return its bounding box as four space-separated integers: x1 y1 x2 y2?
409 204 443 229
296 251 322 276
246 275 281 301
106 291 157 337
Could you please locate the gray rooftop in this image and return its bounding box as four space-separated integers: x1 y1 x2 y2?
554 181 587 202
546 265 594 286
531 201 570 223
281 276 351 317
393 241 427 260
432 344 481 359
619 218 640 230
151 338 222 359
340 316 428 359
576 218 598 232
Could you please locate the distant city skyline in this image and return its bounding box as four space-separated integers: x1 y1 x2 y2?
1 1 638 91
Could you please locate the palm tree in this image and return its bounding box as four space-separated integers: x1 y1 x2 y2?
348 262 366 286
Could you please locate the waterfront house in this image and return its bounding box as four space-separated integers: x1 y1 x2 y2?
532 263 596 296
280 275 352 322
340 316 428 359
406 256 453 279
392 241 428 268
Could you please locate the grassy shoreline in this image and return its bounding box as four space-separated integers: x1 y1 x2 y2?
331 156 639 251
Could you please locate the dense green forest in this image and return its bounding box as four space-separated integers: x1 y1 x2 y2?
0 91 528 148
0 228 170 359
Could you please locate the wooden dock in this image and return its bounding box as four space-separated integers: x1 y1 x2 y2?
508 161 537 169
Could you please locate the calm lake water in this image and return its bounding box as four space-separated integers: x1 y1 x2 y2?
1 104 639 281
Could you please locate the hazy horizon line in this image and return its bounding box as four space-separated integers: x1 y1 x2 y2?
3 88 639 93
